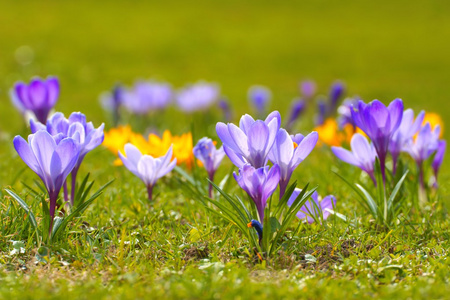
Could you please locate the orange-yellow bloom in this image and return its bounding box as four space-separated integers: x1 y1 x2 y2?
103 126 193 167
314 118 366 147
147 130 193 167
103 125 134 156
422 112 443 138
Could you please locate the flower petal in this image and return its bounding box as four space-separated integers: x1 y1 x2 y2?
13 135 41 176
387 98 404 132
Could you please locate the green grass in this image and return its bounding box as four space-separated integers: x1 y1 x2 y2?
1 0 450 299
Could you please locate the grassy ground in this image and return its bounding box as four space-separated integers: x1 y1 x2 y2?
1 0 450 299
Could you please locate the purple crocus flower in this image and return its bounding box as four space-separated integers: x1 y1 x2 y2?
218 98 233 122
337 98 359 129
193 137 226 197
268 129 318 197
99 84 124 126
119 144 177 200
299 80 316 100
216 111 281 168
11 76 59 124
248 85 271 115
234 164 280 222
315 99 327 126
432 140 446 188
351 99 404 182
404 123 440 188
31 112 105 204
328 81 345 112
332 133 377 184
176 81 219 112
389 109 425 175
122 81 173 114
287 188 336 224
13 130 79 233
285 98 306 132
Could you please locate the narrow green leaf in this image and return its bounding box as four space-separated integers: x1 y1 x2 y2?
387 170 409 211
333 171 372 212
355 184 378 217
5 188 38 230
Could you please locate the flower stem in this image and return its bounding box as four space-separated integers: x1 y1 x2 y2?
418 162 427 203
147 185 154 201
48 191 58 238
70 167 79 207
63 181 69 204
208 172 215 199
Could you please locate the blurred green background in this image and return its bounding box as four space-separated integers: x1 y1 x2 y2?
0 0 449 147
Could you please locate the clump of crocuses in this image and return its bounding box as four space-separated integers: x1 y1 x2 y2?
351 98 403 182
119 144 177 201
30 112 105 205
217 110 318 223
193 137 225 197
11 76 59 124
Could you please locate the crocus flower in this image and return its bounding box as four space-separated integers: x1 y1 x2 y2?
99 84 124 126
299 80 316 100
13 130 79 233
351 99 403 182
122 81 172 114
328 81 345 113
337 98 359 129
193 137 226 197
285 98 306 132
119 144 177 200
11 76 59 123
176 82 219 112
31 112 105 204
332 133 377 184
268 129 318 197
315 99 327 126
422 112 443 138
404 123 440 188
314 81 345 125
314 118 347 147
389 109 425 175
234 164 280 222
432 140 446 188
248 85 271 115
216 111 281 168
147 131 194 167
287 188 336 224
218 98 233 122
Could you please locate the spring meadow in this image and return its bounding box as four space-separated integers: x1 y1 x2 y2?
1 1 450 299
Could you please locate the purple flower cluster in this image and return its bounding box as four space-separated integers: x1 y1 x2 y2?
216 111 319 222
122 81 173 114
332 98 446 189
176 82 220 112
30 112 105 203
